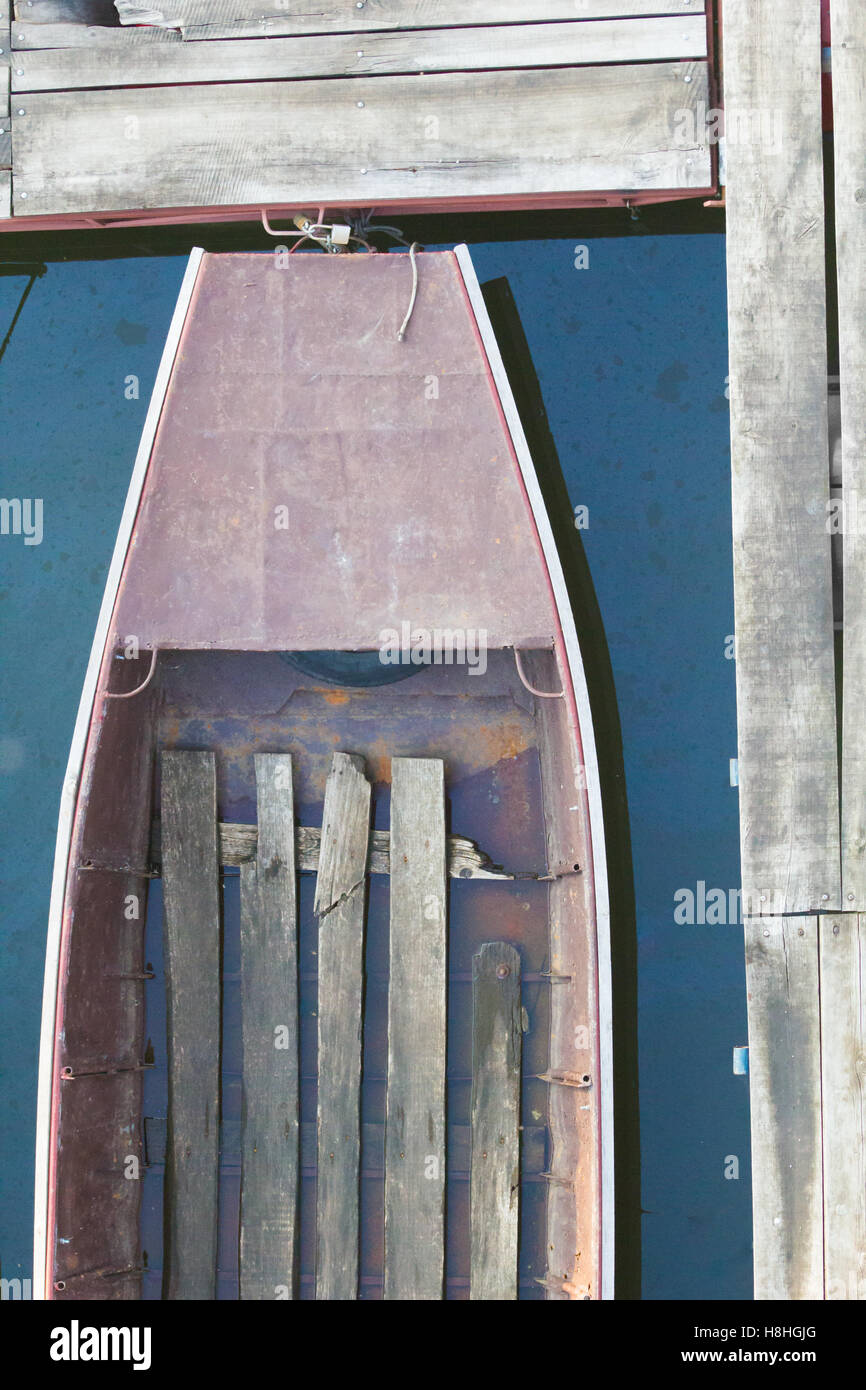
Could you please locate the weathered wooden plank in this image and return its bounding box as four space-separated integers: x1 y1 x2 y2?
819 913 866 1300
13 16 708 90
12 19 181 46
160 750 221 1301
470 942 521 1301
724 0 839 914
384 757 447 1301
239 753 298 1300
0 169 9 216
744 916 823 1300
832 0 866 905
12 61 711 215
314 752 371 1302
144 1114 548 1175
151 818 508 880
13 0 114 19
114 1 706 38
0 130 10 166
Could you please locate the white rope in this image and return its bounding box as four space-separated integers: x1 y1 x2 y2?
397 243 420 341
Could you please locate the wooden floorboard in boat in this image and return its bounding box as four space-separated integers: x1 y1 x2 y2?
470 942 522 1301
384 757 447 1301
238 754 299 1300
314 753 371 1302
160 750 221 1301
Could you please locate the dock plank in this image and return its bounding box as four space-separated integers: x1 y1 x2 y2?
11 61 712 216
819 913 866 1300
724 0 839 914
744 916 823 1300
114 2 706 39
12 17 708 90
384 757 447 1301
831 0 866 905
160 751 221 1301
12 20 182 47
238 754 299 1300
314 752 371 1302
470 942 522 1302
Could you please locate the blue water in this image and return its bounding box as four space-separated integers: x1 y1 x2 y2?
0 235 746 1298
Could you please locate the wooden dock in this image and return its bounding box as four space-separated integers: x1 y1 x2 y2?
0 1 715 228
726 0 866 1300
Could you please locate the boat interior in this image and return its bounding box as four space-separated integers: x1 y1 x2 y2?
52 641 600 1299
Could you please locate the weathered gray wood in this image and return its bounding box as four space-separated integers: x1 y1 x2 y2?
12 18 181 45
14 0 114 19
314 752 371 1301
0 170 9 216
115 1 706 38
239 753 298 1300
744 916 823 1300
384 757 447 1301
724 0 839 914
151 818 508 880
13 16 708 90
819 913 866 1299
831 0 866 905
470 942 521 1301
0 131 10 167
12 61 712 215
160 750 221 1301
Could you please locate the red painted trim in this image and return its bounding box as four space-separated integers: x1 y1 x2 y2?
0 186 715 236
452 252 604 1299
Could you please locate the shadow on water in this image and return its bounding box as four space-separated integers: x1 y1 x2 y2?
480 275 641 1301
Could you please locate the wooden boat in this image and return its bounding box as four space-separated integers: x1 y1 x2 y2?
34 245 613 1300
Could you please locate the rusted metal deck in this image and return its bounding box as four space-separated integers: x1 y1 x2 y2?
1 0 716 230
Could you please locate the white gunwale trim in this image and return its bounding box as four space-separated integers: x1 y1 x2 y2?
454 243 615 1301
32 247 206 1300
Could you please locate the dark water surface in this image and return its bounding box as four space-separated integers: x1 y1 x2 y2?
0 235 746 1299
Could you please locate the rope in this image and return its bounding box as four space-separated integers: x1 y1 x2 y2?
397 243 419 342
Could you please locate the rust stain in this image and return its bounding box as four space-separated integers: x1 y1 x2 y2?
322 690 350 706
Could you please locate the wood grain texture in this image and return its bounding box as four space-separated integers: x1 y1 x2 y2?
384 757 447 1301
238 754 299 1300
115 1 707 39
13 0 114 19
0 169 9 216
831 0 866 905
819 913 866 1300
11 61 712 215
724 0 839 914
13 16 708 90
152 818 507 879
314 752 371 1301
744 916 823 1300
470 942 521 1301
12 19 182 46
160 750 221 1301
